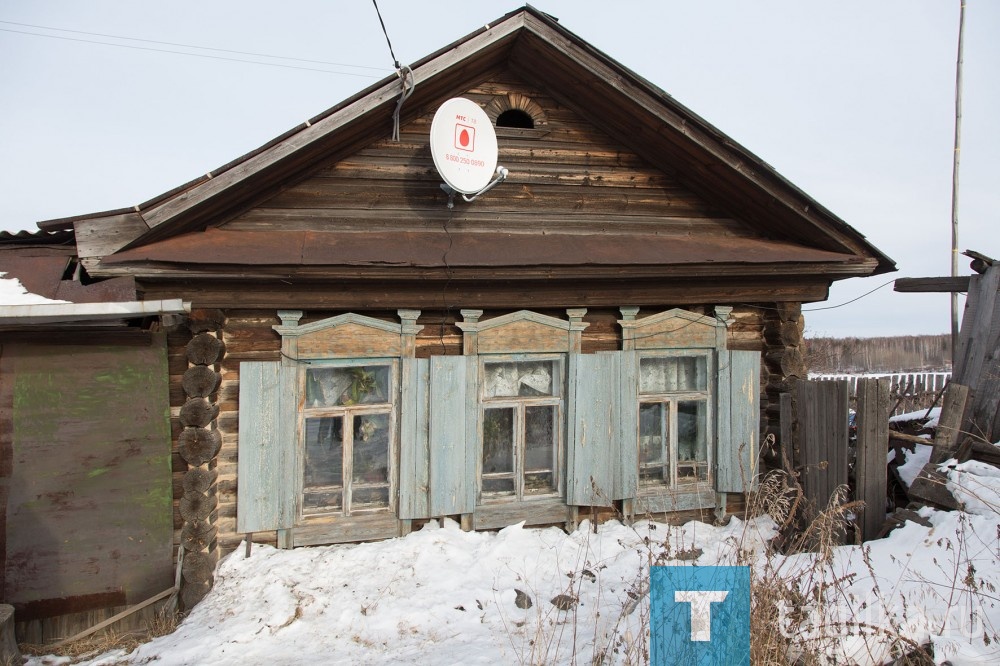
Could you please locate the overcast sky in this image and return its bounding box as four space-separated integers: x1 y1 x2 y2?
1 1 997 338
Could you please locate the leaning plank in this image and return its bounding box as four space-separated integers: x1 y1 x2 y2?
908 463 961 511
51 587 177 647
931 383 970 463
954 265 1000 385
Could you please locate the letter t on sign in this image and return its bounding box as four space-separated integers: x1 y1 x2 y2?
674 591 729 641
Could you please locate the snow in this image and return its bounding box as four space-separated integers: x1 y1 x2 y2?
889 407 941 425
0 272 68 305
895 443 934 488
24 469 1000 665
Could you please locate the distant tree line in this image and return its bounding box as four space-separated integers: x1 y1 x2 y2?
804 334 951 374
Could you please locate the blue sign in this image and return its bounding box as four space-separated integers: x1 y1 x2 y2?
650 565 750 665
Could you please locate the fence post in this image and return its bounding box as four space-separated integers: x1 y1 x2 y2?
855 378 891 541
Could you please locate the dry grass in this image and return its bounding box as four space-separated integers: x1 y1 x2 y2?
20 605 180 664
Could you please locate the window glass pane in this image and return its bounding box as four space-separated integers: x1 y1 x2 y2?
524 406 557 495
352 413 390 486
678 400 708 482
483 408 514 474
352 486 389 510
639 403 666 465
484 361 556 398
482 477 515 495
304 416 343 489
639 402 669 485
639 357 707 394
306 365 390 407
524 472 554 494
303 490 342 512
524 406 555 472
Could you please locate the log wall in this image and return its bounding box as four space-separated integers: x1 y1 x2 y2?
167 304 778 558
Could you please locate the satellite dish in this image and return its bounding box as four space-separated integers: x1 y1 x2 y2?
429 98 499 195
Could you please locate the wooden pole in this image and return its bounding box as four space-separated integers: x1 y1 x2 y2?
950 0 966 366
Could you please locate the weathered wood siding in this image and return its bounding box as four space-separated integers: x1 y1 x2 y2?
1 338 173 642
223 72 754 241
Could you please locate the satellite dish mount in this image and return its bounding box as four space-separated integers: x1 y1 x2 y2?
429 98 508 209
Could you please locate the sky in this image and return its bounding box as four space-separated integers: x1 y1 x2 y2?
1 1 997 338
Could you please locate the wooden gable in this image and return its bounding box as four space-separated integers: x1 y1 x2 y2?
52 6 893 299
221 70 740 241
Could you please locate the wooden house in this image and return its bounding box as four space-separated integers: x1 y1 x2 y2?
6 6 892 620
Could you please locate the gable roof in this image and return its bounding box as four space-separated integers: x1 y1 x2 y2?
43 5 893 278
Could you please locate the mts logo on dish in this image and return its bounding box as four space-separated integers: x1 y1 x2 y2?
454 123 475 152
650 565 750 665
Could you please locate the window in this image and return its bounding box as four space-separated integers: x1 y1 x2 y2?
480 357 563 501
495 109 534 129
300 362 396 516
637 353 712 486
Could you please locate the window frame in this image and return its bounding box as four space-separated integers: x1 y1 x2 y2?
477 352 565 503
635 349 715 490
295 358 399 520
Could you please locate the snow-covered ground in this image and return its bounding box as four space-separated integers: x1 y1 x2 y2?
26 471 1000 666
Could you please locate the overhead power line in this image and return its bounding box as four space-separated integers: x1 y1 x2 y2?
0 21 389 78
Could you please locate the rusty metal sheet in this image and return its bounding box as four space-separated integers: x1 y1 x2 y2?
1 339 173 619
0 251 136 303
104 228 856 268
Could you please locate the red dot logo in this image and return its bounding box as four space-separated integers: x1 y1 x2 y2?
454 123 475 152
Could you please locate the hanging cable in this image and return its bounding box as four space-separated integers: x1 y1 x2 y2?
371 0 415 141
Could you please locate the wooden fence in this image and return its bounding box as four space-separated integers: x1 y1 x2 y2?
810 372 951 416
781 377 892 541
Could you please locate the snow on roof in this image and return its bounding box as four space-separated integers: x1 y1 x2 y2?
0 271 69 305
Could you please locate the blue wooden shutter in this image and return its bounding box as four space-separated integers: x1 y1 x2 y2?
427 355 477 516
568 352 637 506
716 350 761 493
616 350 639 500
237 361 296 532
398 358 430 519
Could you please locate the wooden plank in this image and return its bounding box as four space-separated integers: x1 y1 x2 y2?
293 512 400 546
893 276 971 293
477 320 570 354
262 179 718 217
3 341 174 610
616 351 639 500
51 586 176 648
908 463 960 510
225 208 746 236
295 323 401 359
855 378 891 541
136 278 834 311
931 383 969 463
954 266 1000 384
398 358 430 519
473 497 569 530
634 487 718 516
427 356 475 516
716 350 761 493
797 380 850 513
567 352 617 506
236 361 295 532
